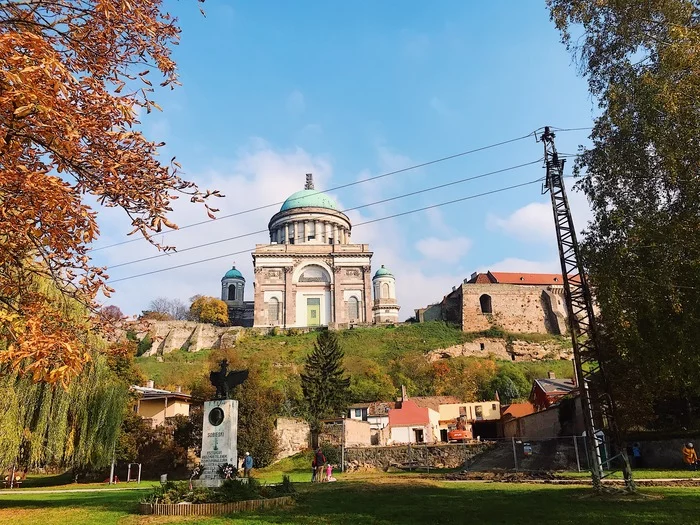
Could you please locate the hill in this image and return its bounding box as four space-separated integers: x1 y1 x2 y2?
135 322 575 406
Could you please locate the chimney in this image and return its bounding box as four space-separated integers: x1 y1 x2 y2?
452 286 456 292
175 386 182 393
146 379 155 389
471 272 477 280
547 371 556 380
304 173 314 190
401 384 407 402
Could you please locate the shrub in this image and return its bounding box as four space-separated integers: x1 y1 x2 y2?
136 334 153 357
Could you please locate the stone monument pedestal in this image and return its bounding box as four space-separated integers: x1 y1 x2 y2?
198 399 238 488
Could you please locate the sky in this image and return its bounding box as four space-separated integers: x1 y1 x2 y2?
91 1 599 319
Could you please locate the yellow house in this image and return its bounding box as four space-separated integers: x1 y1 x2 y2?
132 381 192 428
437 401 501 441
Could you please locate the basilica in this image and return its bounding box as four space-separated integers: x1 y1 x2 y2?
220 174 400 328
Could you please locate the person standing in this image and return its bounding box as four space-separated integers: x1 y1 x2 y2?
243 452 253 477
631 443 642 469
311 457 317 482
314 447 326 482
682 443 698 470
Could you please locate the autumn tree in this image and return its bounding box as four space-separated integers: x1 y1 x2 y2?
0 0 220 383
189 296 228 325
548 1 700 429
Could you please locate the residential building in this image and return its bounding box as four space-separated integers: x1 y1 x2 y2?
386 399 440 444
529 372 577 411
436 400 502 440
132 381 192 428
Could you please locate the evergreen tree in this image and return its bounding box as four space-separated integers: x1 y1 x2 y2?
300 331 351 429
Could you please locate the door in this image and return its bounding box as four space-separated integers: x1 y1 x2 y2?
413 428 424 443
307 298 321 327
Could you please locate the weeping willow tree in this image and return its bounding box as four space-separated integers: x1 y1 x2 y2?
0 355 128 471
0 268 129 471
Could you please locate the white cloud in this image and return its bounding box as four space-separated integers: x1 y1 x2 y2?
286 90 306 115
95 141 332 316
478 257 560 274
415 236 472 263
487 202 554 243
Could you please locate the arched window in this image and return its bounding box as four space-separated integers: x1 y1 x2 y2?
268 297 279 323
228 284 237 301
479 294 492 314
347 297 360 321
381 283 390 298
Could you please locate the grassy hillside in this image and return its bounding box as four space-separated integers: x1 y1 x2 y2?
135 322 574 405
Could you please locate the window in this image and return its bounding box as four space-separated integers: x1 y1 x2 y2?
354 408 362 418
299 265 330 283
382 283 390 297
268 297 279 323
479 294 493 314
475 406 483 420
328 237 334 245
479 342 485 351
228 284 237 301
347 296 359 320
492 403 497 410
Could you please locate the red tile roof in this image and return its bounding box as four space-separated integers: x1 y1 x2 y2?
488 272 565 285
501 402 536 420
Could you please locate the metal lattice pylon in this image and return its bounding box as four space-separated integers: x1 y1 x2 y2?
539 126 634 492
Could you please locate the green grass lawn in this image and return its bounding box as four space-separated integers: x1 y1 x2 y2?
561 468 700 480
2 476 699 525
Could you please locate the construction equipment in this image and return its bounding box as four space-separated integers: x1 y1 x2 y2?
539 126 635 491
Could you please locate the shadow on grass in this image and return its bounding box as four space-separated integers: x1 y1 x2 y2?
2 479 699 524
0 490 140 514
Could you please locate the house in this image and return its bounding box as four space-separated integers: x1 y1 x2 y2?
319 417 372 447
502 397 584 438
386 399 440 444
348 401 396 441
436 400 502 440
132 381 192 428
529 372 577 411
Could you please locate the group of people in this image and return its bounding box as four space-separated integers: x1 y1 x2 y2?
311 447 336 482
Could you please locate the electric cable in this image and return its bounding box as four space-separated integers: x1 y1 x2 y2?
108 159 542 269
109 176 548 283
91 128 589 253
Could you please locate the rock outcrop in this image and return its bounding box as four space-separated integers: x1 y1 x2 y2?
427 337 572 362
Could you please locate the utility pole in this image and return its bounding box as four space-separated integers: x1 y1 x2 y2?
539 126 635 492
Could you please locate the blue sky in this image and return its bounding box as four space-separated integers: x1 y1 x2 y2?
93 1 597 318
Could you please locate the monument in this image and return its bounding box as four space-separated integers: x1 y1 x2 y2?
198 360 249 487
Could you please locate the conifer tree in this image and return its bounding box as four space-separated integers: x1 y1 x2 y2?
300 331 351 429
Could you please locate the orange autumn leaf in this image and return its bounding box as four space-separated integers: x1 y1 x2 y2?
0 0 218 384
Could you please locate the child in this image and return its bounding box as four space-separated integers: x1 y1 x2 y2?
311 458 317 482
326 463 337 482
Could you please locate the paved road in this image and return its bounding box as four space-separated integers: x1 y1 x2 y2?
0 486 151 495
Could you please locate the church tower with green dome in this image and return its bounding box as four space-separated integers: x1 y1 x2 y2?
220 264 254 327
250 173 396 328
372 265 400 323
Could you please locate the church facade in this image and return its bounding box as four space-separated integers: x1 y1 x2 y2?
221 174 400 328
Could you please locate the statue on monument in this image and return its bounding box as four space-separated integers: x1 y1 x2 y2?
209 359 249 399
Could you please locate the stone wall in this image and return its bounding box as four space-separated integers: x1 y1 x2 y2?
274 417 310 460
344 442 492 470
130 320 245 355
461 284 560 334
427 337 572 362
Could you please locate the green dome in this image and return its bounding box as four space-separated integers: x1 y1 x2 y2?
280 189 338 212
373 265 394 279
222 266 244 281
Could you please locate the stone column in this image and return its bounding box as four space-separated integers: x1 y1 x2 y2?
325 222 331 244
296 221 302 244
346 229 352 244
333 266 343 325
314 220 320 243
284 267 294 327
285 223 290 244
333 225 339 244
362 265 373 323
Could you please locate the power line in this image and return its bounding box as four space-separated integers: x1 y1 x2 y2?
92 128 589 253
108 159 542 269
109 177 547 284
